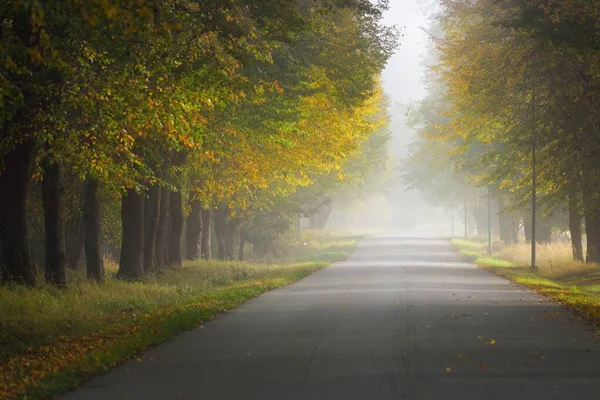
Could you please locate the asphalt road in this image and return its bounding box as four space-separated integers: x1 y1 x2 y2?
60 233 600 400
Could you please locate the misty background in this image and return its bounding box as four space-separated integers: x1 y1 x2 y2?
324 0 448 234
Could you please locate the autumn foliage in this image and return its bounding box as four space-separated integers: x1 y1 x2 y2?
0 0 397 285
404 0 600 260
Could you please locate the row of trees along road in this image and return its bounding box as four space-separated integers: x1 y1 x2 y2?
403 0 600 262
0 0 398 286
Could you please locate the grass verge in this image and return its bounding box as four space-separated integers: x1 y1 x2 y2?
451 238 600 332
0 233 360 400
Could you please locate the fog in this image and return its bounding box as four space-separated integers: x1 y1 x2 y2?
327 0 450 235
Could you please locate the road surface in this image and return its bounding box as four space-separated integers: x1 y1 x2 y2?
61 233 600 400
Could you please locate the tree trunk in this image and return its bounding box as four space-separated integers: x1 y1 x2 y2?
523 210 553 244
0 140 36 285
42 160 66 286
473 206 487 235
118 189 145 279
214 205 227 260
308 213 319 229
499 215 518 245
200 208 212 260
585 213 600 264
537 223 552 243
568 185 584 261
143 184 161 272
167 191 184 267
498 206 518 245
582 181 600 263
225 222 235 261
238 228 245 261
185 199 202 260
316 204 332 230
523 213 532 243
155 188 170 268
83 178 104 283
65 216 84 270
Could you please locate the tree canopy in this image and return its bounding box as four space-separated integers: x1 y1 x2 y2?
0 0 398 285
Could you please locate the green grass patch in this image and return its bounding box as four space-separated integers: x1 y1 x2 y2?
474 256 514 268
1 233 360 400
451 238 600 332
584 285 600 293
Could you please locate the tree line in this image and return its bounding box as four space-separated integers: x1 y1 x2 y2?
0 0 397 286
404 0 600 261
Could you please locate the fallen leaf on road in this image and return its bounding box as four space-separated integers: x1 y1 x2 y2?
445 367 451 373
488 339 496 345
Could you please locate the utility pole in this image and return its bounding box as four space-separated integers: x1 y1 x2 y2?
531 91 537 272
464 193 468 238
488 188 492 255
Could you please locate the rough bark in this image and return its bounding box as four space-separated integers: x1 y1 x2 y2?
65 216 84 270
0 140 37 285
497 197 516 245
582 181 600 263
568 185 584 261
167 191 184 267
200 208 212 260
143 184 161 272
585 213 600 264
214 205 227 260
83 178 104 283
185 199 202 260
155 188 170 268
225 222 235 261
42 160 66 286
118 189 145 280
498 212 518 245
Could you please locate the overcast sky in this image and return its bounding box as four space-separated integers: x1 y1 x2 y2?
380 0 433 155
382 0 432 105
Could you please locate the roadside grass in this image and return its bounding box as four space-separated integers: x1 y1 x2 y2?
451 239 600 330
290 230 363 263
0 232 361 400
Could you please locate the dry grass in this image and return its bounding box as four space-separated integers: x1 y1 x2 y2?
0 260 326 362
498 242 596 279
0 233 362 400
